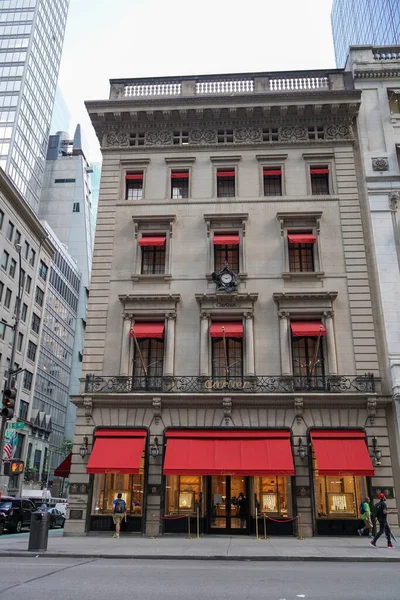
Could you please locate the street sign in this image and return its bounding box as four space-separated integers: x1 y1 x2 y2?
11 423 24 430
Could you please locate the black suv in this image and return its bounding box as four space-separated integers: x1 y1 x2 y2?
0 497 36 533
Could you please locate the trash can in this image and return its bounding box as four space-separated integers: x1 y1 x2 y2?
28 511 49 552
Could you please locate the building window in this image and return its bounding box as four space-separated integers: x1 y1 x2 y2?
314 473 366 520
35 286 44 307
31 312 40 334
72 202 80 212
24 241 29 260
6 220 14 241
38 260 48 281
27 340 37 362
388 89 400 114
129 132 145 146
218 129 234 143
288 233 316 272
29 248 36 266
254 476 293 518
19 400 28 421
14 230 21 245
21 303 27 322
173 130 188 145
0 209 3 230
91 472 144 516
132 335 164 389
139 236 166 275
217 170 236 198
0 322 5 341
0 281 3 302
25 274 31 293
291 321 325 387
171 170 189 199
263 168 282 196
23 370 33 391
4 287 11 308
54 178 75 183
310 167 329 195
125 172 143 200
9 257 16 278
212 337 242 379
165 475 203 516
213 234 240 272
1 249 9 270
17 332 23 352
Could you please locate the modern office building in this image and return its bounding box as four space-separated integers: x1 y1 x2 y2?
65 69 399 537
0 0 70 212
50 84 71 136
331 0 400 67
90 162 101 227
0 168 54 493
345 45 400 440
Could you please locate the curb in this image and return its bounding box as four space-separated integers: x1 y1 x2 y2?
0 551 399 563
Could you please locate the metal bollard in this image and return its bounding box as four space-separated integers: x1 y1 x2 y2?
255 507 259 540
263 514 268 540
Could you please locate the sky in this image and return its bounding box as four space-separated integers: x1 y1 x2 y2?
57 0 335 163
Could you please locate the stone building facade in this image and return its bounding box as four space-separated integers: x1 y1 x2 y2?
65 69 399 537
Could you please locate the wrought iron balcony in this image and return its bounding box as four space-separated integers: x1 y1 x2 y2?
85 374 375 395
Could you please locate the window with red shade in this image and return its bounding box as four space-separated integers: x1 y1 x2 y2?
126 172 143 200
310 167 329 195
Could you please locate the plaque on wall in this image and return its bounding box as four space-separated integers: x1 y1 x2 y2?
149 485 161 494
296 486 310 498
372 487 395 500
69 509 83 520
69 483 88 495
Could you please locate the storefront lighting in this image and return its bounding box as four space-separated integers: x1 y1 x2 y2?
79 435 89 459
298 438 307 460
372 436 382 465
150 436 160 458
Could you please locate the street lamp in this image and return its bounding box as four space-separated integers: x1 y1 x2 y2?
0 243 22 477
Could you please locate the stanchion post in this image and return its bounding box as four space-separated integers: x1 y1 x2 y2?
297 513 303 540
186 514 191 540
196 506 200 539
263 514 268 540
255 505 259 540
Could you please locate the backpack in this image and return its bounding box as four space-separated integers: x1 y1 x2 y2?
114 498 125 514
359 501 366 516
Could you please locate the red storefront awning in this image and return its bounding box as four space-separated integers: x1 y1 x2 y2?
171 172 189 179
288 233 316 244
87 429 147 475
130 322 164 339
163 429 295 476
213 235 240 245
138 236 166 247
54 452 72 478
310 430 374 476
263 169 282 176
210 322 243 338
126 173 143 180
291 321 326 337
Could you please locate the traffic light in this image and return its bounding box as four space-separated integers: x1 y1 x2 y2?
1 388 16 419
4 460 24 476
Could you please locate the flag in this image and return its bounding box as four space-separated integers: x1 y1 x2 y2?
3 432 18 461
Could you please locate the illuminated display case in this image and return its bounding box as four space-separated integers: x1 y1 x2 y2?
91 470 144 515
165 475 203 515
254 476 292 517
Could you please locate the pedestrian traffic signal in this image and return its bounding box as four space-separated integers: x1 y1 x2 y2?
1 388 16 419
4 460 24 476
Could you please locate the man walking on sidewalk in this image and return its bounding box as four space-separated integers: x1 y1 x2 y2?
357 496 373 538
112 493 126 539
370 493 393 548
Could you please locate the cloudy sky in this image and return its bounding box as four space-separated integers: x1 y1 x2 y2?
58 0 335 162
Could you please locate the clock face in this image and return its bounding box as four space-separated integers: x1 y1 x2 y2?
221 272 233 284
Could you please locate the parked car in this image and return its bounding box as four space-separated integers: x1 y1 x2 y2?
0 497 36 533
0 512 5 535
47 508 65 529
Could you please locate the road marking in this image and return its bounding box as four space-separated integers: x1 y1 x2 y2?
297 596 306 598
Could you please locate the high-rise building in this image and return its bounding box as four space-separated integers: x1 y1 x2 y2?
66 70 399 537
89 162 101 227
331 0 400 67
0 0 70 212
50 84 71 136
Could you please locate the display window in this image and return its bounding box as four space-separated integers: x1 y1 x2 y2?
254 476 292 517
165 475 204 515
91 468 144 516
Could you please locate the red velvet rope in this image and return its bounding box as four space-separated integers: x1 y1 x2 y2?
154 515 189 520
263 515 298 523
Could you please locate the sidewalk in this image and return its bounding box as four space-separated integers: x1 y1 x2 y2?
0 528 399 562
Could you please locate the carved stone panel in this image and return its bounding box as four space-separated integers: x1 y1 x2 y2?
372 157 389 171
105 131 129 147
189 129 217 144
324 123 352 140
279 126 308 142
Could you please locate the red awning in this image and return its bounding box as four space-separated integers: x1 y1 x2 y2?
310 168 329 174
213 235 240 245
54 453 72 478
138 236 166 247
291 321 326 337
288 233 316 244
130 323 164 339
126 173 143 180
310 430 374 476
210 322 243 338
87 429 147 474
217 171 235 177
171 172 189 179
163 429 295 476
263 169 282 176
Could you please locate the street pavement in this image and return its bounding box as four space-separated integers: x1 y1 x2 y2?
0 558 399 600
0 528 399 562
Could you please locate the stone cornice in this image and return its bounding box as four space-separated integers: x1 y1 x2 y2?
273 292 338 302
119 294 181 304
354 68 400 79
196 292 258 303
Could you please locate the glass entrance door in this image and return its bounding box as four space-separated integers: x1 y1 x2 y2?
209 475 249 533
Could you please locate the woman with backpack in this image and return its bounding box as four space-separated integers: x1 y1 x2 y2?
357 496 373 538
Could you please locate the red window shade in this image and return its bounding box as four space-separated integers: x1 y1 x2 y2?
171 172 189 179
126 173 143 180
288 233 316 244
310 430 374 476
213 235 240 245
163 429 295 476
138 236 166 247
310 168 329 174
130 323 164 339
263 169 282 176
217 171 235 177
210 322 243 338
290 321 326 337
87 429 147 475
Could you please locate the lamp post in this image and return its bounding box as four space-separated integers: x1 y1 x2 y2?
0 243 22 479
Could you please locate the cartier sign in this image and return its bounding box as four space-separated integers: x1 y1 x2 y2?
204 379 252 390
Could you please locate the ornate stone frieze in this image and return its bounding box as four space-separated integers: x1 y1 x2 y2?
189 129 217 144
294 397 304 424
324 123 352 140
279 125 308 142
152 397 162 425
233 127 262 143
83 397 93 423
105 131 129 147
145 130 173 146
367 398 377 425
389 191 399 211
222 397 232 425
372 157 389 171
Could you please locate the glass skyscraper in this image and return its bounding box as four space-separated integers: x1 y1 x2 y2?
0 0 70 212
331 0 400 67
